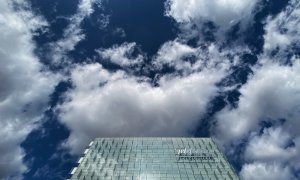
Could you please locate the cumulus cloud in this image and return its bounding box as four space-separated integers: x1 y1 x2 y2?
213 2 300 179
57 61 227 154
244 127 297 163
165 0 259 38
240 162 294 180
0 1 59 179
152 39 244 74
263 0 300 58
97 42 143 67
153 40 198 71
215 58 300 143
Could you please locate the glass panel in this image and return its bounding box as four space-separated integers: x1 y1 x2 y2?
70 138 239 180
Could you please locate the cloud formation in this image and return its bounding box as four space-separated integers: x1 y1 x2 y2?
153 40 199 72
57 62 226 154
240 162 294 180
152 39 246 74
97 42 143 67
216 59 300 143
263 0 300 57
57 33 252 154
0 1 58 179
214 59 300 179
213 1 300 179
244 127 297 163
51 0 105 64
165 0 259 39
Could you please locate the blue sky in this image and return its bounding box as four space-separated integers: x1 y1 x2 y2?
1 0 300 179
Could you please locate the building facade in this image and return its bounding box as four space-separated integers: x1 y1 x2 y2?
69 138 239 180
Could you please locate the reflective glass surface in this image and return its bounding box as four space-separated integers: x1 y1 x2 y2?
69 138 239 180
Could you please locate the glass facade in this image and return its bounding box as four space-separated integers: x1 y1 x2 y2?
69 138 239 180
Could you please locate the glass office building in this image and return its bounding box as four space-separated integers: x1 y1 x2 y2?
69 138 239 180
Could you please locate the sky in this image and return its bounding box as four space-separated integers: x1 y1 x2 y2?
0 0 300 179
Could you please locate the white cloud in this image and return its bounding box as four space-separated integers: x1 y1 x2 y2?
57 62 226 154
0 1 59 179
263 0 300 57
51 0 106 64
165 0 259 31
240 127 300 179
245 127 297 163
78 0 95 16
213 2 300 176
153 40 198 71
57 0 96 51
240 162 294 180
152 39 244 74
97 42 143 67
215 59 300 144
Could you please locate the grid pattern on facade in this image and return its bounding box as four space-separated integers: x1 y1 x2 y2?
69 138 239 180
